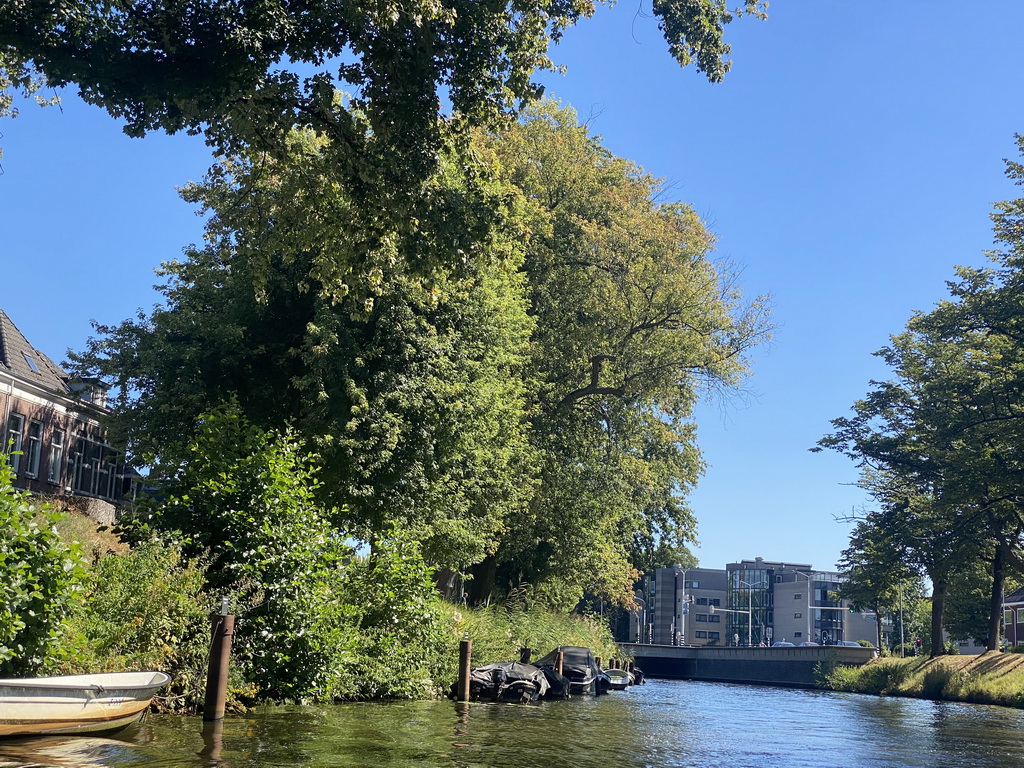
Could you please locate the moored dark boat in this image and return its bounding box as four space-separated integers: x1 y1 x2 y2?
465 662 550 703
539 666 571 700
535 646 610 696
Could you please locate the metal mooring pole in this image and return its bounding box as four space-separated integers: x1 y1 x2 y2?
204 597 235 722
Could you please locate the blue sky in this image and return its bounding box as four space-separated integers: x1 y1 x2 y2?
3 3 1024 573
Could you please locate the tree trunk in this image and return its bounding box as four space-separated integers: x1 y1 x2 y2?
433 567 459 601
987 544 1005 652
468 554 497 605
930 577 947 657
872 600 883 650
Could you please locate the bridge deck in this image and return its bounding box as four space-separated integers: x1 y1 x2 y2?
619 643 877 687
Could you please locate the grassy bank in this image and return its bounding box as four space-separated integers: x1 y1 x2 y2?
821 652 1024 708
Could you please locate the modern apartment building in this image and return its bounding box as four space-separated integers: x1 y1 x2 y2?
632 557 883 647
632 567 728 647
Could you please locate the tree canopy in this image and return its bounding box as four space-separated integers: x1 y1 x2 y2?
72 100 770 607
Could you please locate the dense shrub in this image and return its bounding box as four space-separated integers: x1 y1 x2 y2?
0 452 86 675
821 654 1024 708
62 541 213 710
820 657 912 694
121 402 359 702
334 531 454 699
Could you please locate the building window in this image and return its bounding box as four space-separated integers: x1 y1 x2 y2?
697 597 708 606
709 615 721 623
22 352 40 373
696 614 708 622
794 632 802 638
794 612 802 619
1017 609 1024 624
24 421 42 477
97 460 109 499
708 632 720 640
6 414 24 473
794 593 802 600
710 598 721 606
695 631 707 639
48 429 64 484
688 581 700 589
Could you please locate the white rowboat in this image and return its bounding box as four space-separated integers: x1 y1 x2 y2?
0 671 170 737
604 668 631 690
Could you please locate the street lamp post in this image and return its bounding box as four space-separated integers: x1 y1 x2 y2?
709 603 752 646
674 566 691 646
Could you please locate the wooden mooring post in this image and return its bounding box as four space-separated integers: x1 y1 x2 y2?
456 633 473 702
203 597 235 722
520 647 532 664
555 650 564 677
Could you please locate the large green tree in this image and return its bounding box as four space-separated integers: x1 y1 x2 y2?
818 332 997 655
819 137 1024 654
72 129 537 571
469 101 771 607
73 102 770 607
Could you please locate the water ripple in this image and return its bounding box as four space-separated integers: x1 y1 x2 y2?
4 680 1024 767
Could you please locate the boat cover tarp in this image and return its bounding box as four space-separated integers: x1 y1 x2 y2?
468 662 549 701
540 666 571 699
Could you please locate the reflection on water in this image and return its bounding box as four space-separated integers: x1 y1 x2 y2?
4 680 1024 768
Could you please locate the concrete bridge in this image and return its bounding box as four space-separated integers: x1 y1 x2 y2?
619 643 877 688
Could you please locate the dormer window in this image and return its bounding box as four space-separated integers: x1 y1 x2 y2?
22 352 40 373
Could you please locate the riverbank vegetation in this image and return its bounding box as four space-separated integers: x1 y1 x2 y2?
2 443 617 711
2 100 755 707
821 652 1024 708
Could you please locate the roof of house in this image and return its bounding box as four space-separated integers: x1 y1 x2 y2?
1004 586 1024 605
0 310 72 395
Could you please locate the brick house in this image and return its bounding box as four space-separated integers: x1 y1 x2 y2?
1 309 131 523
1003 586 1024 647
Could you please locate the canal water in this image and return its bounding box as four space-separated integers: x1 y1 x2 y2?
4 679 1024 767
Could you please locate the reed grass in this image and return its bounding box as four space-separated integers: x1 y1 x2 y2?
444 600 621 668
